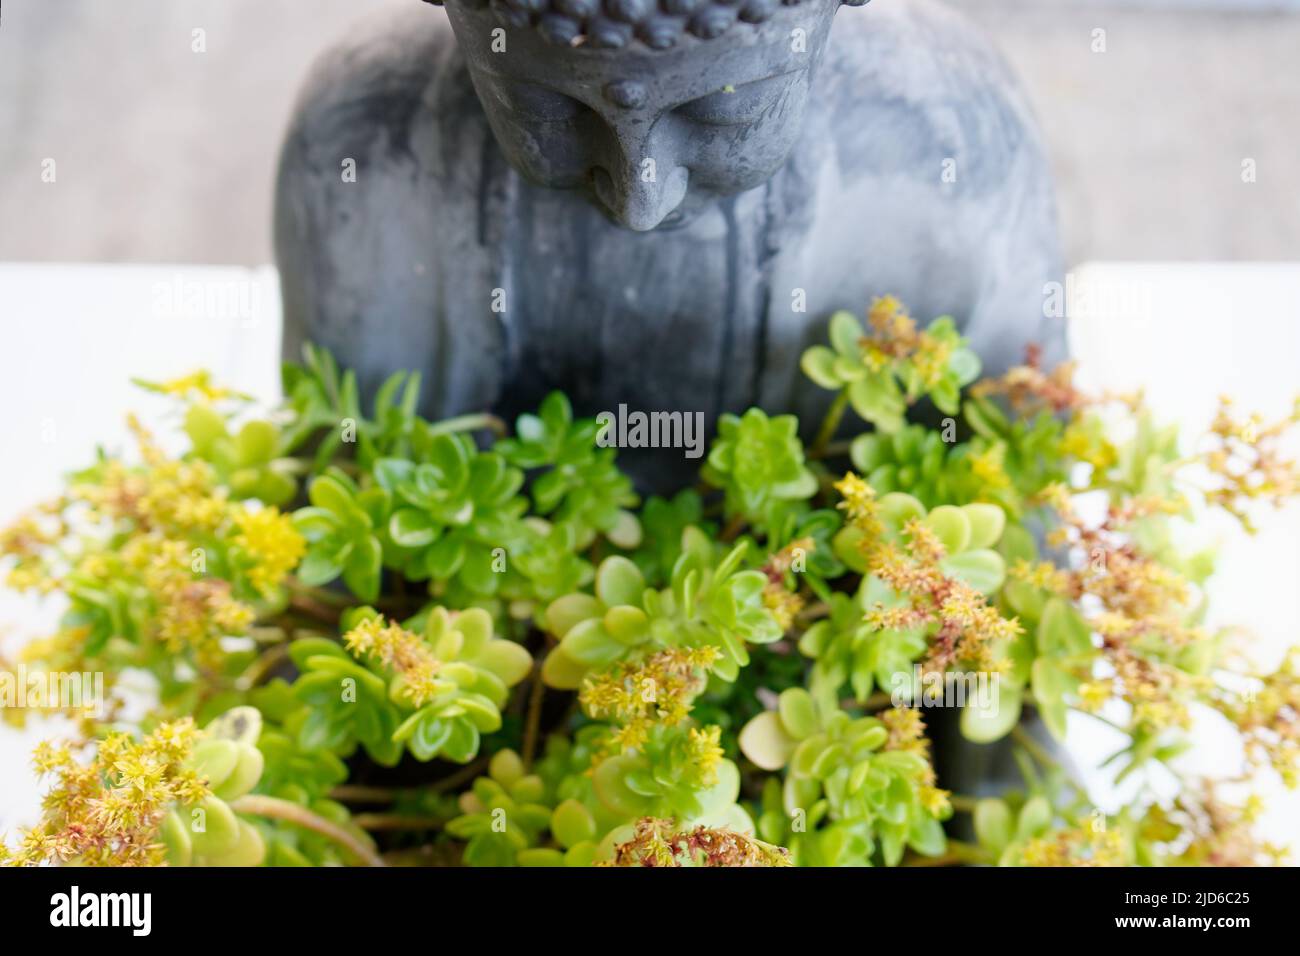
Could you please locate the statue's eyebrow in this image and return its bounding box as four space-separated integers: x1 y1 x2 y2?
697 66 807 97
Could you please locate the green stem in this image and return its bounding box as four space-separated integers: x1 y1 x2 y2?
230 795 384 867
810 390 851 458
1011 724 1060 770
948 794 979 814
720 513 747 542
811 439 854 461
839 692 894 712
238 643 288 689
428 756 490 794
522 664 547 769
905 839 987 867
1076 708 1128 734
352 813 450 832
795 601 830 625
330 784 398 804
286 577 352 608
288 594 342 626
427 412 507 438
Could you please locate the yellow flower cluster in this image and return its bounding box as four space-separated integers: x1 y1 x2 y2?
602 816 792 867
343 616 444 707
1201 395 1300 533
762 583 805 633
857 296 953 389
0 720 207 867
1221 648 1300 787
1060 413 1119 472
684 725 725 788
971 346 1087 415
834 472 876 524
1166 785 1286 866
1009 558 1072 595
140 370 249 405
0 508 64 593
1020 825 1128 867
1036 489 1214 729
232 507 306 596
73 416 229 534
581 646 721 754
968 443 1013 494
868 520 1021 674
880 706 950 816
131 538 255 666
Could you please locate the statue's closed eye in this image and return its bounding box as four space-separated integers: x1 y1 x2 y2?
498 83 585 123
675 74 796 127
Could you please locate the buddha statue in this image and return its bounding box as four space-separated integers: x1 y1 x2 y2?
274 0 1066 492
273 0 1069 806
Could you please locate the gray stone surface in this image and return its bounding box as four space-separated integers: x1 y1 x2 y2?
0 0 1297 264
966 0 1300 264
273 1 1066 491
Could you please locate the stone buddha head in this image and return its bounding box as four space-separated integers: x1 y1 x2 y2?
432 0 868 231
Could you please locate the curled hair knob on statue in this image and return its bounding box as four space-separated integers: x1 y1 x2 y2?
421 0 870 49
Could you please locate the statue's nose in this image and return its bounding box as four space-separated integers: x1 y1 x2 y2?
593 164 689 231
592 125 688 231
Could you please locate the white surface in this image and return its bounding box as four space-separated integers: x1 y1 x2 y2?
0 261 1297 856
1064 262 1300 857
0 263 281 833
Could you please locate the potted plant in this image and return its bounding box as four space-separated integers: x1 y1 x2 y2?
2 297 1295 868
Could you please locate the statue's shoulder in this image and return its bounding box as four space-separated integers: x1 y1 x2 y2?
819 1 1048 189
281 8 483 174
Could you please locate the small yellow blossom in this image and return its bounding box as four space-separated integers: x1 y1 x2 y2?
344 616 444 707
232 506 305 595
685 725 724 787
969 443 1013 493
1009 558 1071 595
581 646 721 756
137 370 250 405
2 720 206 867
763 583 805 633
834 472 878 527
1021 826 1128 867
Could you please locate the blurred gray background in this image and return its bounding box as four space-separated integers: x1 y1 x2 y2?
1 0 1298 266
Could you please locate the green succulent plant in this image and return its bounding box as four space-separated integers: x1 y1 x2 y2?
8 300 1292 873
182 406 299 506
630 489 707 587
161 707 268 867
541 534 782 688
447 748 606 867
293 467 388 602
742 690 948 866
590 725 752 832
798 583 927 707
702 408 817 524
287 606 531 766
801 309 980 432
376 434 528 597
497 391 641 548
849 423 1010 512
